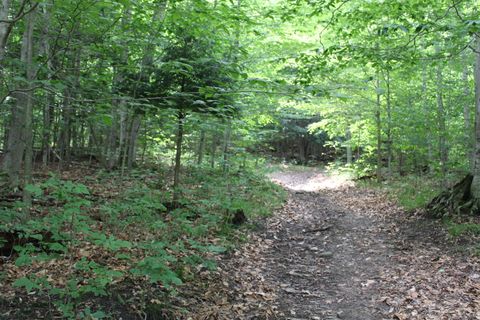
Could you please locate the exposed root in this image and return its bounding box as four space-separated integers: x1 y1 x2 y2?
426 174 480 218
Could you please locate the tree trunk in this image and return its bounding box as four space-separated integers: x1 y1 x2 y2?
427 174 474 217
172 111 185 205
197 129 205 165
385 69 393 176
427 36 480 216
222 120 231 174
210 132 217 169
3 4 36 190
0 0 11 62
21 6 36 205
436 56 448 186
376 76 382 182
463 65 474 171
346 126 352 165
471 36 480 199
127 114 141 170
105 8 131 170
105 108 119 170
58 47 81 166
423 65 433 173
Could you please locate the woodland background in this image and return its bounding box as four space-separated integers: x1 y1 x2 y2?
0 0 480 319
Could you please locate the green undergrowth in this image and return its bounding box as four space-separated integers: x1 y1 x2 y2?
0 164 286 319
358 174 447 211
265 162 324 174
443 218 480 255
445 220 480 237
355 169 480 251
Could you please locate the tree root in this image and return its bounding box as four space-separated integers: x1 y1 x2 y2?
426 174 480 218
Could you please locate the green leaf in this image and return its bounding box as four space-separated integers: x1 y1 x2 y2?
13 277 38 292
91 311 107 319
24 184 43 197
206 245 227 253
15 254 33 267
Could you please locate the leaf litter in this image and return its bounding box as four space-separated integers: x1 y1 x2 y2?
178 169 480 319
1 167 479 319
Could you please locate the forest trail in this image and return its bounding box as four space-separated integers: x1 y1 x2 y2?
265 169 389 319
187 168 480 320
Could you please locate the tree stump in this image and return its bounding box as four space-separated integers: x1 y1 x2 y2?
426 174 480 218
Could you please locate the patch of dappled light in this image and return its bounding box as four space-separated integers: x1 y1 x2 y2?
269 170 354 191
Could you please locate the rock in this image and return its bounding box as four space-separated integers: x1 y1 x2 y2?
319 251 333 257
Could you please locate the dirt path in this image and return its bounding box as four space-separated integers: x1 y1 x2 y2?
182 168 480 320
265 169 389 319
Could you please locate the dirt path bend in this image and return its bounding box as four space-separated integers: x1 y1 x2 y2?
183 168 480 320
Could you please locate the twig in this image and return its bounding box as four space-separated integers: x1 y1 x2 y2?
303 225 332 233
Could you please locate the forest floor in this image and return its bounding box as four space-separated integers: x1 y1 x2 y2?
182 167 480 320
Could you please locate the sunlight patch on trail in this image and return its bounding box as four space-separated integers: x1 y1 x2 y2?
269 169 354 191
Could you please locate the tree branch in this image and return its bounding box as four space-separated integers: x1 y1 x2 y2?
0 1 38 24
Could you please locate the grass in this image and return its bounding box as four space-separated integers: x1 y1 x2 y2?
357 171 480 251
445 221 480 237
358 174 444 211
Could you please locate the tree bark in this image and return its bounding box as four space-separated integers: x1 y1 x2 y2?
346 126 352 165
3 3 36 190
463 65 474 171
422 65 433 173
385 69 392 176
0 0 11 62
106 7 131 170
376 76 382 182
172 111 185 205
127 114 141 170
222 120 232 174
210 132 217 169
436 56 448 186
21 5 36 205
471 36 480 199
197 129 205 165
58 47 81 166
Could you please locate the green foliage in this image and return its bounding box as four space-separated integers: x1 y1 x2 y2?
446 221 480 238
360 175 445 211
2 163 284 318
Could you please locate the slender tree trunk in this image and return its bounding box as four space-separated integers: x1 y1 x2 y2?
197 129 205 165
120 114 129 177
127 114 141 170
385 69 393 176
22 6 36 205
58 47 81 166
210 132 217 169
172 111 185 205
2 121 8 151
141 122 147 164
422 65 433 173
471 36 480 199
376 77 382 182
346 126 352 165
436 57 448 186
106 8 131 170
463 65 474 171
41 95 54 166
105 109 119 169
222 120 231 174
397 149 404 176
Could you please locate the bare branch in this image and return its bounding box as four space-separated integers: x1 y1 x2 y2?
0 1 39 24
